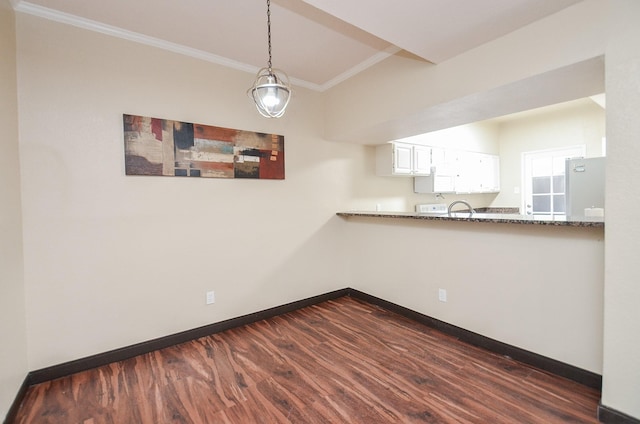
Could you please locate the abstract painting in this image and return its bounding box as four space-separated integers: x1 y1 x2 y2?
123 114 285 179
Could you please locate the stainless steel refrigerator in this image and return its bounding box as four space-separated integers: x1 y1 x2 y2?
565 157 605 217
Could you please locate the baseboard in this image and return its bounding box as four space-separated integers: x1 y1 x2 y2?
2 375 29 424
347 289 602 390
27 288 349 385
10 287 604 423
598 404 640 424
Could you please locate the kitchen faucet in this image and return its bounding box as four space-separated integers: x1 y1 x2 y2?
448 200 475 216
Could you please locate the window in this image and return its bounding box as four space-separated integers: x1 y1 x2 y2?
522 146 585 216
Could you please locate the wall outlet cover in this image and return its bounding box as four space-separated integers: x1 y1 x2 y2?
438 288 447 302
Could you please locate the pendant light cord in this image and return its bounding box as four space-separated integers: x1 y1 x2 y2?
248 0 291 118
266 0 273 72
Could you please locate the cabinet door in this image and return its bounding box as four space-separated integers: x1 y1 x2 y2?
431 148 455 174
454 151 476 193
476 154 500 192
413 145 431 175
453 152 500 193
431 147 458 192
431 147 445 168
433 175 456 193
489 155 500 191
393 143 413 174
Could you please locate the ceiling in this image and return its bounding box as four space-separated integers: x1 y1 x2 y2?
12 0 584 92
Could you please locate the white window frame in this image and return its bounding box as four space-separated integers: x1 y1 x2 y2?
521 145 586 215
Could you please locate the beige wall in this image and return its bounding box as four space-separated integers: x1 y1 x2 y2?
5 0 640 421
0 0 28 419
349 101 606 214
342 101 608 374
397 121 500 154
601 0 640 419
346 146 499 213
324 0 608 144
15 14 363 370
494 99 606 208
330 0 639 419
345 217 604 373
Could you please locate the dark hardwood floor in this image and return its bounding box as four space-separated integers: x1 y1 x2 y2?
11 296 601 423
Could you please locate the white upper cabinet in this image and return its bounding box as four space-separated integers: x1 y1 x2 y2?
414 148 500 194
455 152 500 193
376 142 431 176
377 142 499 192
477 153 500 192
392 143 413 175
453 150 475 193
430 147 458 192
412 145 432 175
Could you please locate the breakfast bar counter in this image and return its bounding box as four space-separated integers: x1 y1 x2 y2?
336 211 604 228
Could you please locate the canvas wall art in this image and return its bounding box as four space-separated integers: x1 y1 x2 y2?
123 114 285 179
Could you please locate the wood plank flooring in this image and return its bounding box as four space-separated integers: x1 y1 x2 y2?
11 296 601 423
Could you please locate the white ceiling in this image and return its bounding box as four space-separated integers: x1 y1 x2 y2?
12 0 584 91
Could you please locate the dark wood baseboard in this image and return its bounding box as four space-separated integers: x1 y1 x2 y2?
8 287 607 423
599 404 640 424
3 375 29 424
27 288 349 385
347 289 603 390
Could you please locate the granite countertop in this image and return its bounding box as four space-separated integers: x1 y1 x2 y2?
336 211 604 227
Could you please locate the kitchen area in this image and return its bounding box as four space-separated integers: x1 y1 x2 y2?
338 94 606 384
347 94 605 224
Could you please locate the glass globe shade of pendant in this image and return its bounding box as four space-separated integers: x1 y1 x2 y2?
248 68 291 118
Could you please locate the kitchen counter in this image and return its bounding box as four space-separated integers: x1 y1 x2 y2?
336 211 604 227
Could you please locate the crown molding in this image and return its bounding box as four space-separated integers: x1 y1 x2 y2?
12 1 399 92
12 1 324 91
319 45 401 91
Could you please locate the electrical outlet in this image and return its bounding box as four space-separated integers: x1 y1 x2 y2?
206 290 215 305
438 288 447 302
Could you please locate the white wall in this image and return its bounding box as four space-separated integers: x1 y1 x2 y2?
0 0 28 418
15 13 363 370
493 99 606 208
601 0 640 419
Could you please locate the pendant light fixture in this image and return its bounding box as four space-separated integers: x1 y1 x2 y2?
248 0 291 118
